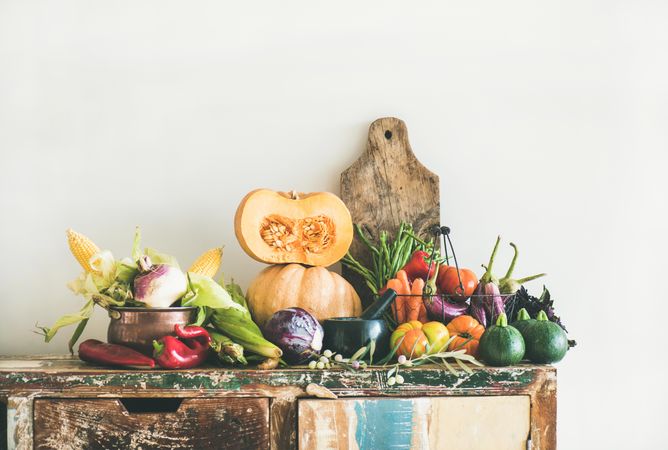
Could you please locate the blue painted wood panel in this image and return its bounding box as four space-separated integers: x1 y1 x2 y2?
298 396 530 450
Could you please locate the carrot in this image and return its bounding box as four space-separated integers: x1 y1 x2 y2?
396 270 411 295
397 270 414 323
407 278 425 321
418 303 428 323
386 270 413 324
386 279 406 323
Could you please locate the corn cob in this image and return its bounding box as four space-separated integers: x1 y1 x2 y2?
188 247 223 278
66 229 100 272
210 306 282 359
208 329 247 365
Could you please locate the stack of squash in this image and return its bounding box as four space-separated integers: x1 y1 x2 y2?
235 189 362 326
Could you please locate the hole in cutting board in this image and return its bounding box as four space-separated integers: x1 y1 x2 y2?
120 398 183 414
384 130 392 139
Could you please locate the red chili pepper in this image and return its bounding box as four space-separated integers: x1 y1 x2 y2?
174 324 210 342
78 339 156 369
152 324 211 369
401 250 436 281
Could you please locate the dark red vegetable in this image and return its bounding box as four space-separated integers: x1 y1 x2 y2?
172 324 210 340
152 324 211 369
424 294 469 323
401 250 436 281
78 339 155 369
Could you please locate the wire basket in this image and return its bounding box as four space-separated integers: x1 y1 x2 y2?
385 292 518 328
383 225 520 328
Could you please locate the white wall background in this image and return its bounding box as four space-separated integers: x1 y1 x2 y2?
1 1 667 448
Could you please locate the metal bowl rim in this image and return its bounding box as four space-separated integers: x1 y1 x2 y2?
108 306 197 312
324 317 385 323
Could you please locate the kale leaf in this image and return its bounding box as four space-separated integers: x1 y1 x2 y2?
505 286 568 332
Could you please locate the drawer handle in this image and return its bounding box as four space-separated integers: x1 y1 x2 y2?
119 398 184 414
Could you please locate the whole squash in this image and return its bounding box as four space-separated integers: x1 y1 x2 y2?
478 313 525 367
234 189 354 267
247 264 362 326
523 310 569 364
510 307 536 338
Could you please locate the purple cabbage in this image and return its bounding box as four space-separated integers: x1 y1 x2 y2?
263 308 323 364
505 286 568 332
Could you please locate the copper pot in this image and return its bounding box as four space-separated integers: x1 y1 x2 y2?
107 306 197 356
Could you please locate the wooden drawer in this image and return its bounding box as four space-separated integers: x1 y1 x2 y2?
298 396 530 450
34 397 270 450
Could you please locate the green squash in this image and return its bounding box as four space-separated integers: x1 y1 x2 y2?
511 308 536 338
478 313 525 367
524 310 568 364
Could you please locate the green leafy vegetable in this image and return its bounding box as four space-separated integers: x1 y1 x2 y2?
37 298 95 345
181 273 244 311
144 247 180 268
131 226 142 261
225 280 249 308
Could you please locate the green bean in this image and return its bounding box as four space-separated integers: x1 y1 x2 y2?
391 223 405 254
355 224 380 256
343 263 372 281
380 232 391 270
371 251 381 289
342 259 377 290
342 254 373 277
365 280 379 295
390 233 411 275
346 221 442 297
406 231 430 247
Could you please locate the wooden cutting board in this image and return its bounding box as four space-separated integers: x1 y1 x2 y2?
340 117 440 302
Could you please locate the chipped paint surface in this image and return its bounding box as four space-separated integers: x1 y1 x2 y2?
0 361 540 395
0 356 556 450
354 399 415 449
0 361 45 369
299 397 532 450
33 397 270 449
6 395 34 450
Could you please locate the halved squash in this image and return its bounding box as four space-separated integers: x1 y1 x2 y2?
247 263 362 326
234 189 353 267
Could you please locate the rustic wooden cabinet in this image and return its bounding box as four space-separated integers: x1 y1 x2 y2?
0 356 556 450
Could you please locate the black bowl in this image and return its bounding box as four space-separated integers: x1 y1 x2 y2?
323 317 390 358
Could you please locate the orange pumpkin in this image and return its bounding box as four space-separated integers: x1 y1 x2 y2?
234 189 353 267
390 321 450 359
246 263 362 326
446 315 485 357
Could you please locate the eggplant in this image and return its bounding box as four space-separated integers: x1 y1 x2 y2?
471 283 504 328
423 263 468 323
263 307 323 364
472 236 506 327
498 243 546 295
470 295 488 328
424 294 468 323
